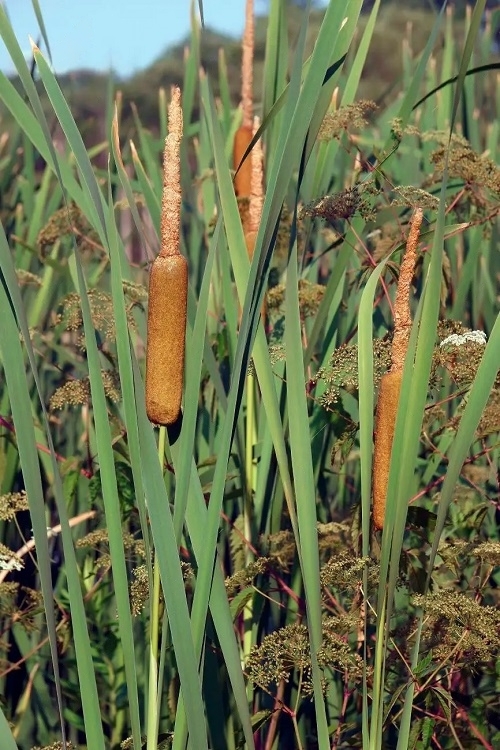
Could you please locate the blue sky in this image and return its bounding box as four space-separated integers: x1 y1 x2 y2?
0 0 254 78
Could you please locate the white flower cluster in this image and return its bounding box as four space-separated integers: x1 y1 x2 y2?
0 554 23 572
440 330 487 348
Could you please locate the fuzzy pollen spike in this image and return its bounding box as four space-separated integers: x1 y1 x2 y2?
372 208 423 529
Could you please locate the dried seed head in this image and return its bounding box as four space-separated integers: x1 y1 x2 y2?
146 254 188 425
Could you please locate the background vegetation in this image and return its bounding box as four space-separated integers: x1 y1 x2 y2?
0 0 499 749
5 2 497 146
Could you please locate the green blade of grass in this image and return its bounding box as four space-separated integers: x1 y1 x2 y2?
285 235 329 748
183 0 201 128
0 706 19 750
31 0 52 63
261 0 288 157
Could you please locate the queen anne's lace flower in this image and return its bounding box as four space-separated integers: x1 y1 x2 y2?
0 553 23 572
440 330 487 347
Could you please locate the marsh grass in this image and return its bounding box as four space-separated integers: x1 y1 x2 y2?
0 1 499 749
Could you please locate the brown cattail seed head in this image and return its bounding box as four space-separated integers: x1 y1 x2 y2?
146 255 188 425
234 123 253 199
372 370 403 531
372 208 422 528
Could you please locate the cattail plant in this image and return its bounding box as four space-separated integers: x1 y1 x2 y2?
372 208 423 530
233 0 254 204
145 86 188 426
242 119 263 685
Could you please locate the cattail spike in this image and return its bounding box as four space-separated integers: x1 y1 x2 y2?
242 0 254 129
372 371 403 531
146 86 188 425
372 207 423 529
248 116 263 238
160 86 183 258
390 207 422 373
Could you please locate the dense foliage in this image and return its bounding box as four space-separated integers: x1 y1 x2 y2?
0 1 499 749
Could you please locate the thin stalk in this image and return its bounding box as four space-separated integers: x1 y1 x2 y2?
370 591 387 749
243 370 256 702
147 425 166 750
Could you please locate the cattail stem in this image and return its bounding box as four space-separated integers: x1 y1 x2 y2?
146 428 166 750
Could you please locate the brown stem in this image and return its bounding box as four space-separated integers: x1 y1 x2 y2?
264 678 286 750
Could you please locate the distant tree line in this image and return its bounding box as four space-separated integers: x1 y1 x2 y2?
269 0 500 10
